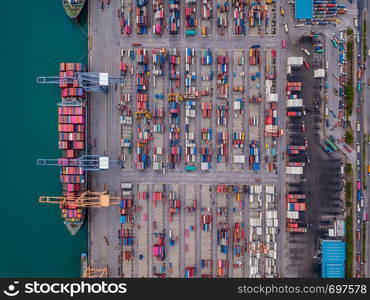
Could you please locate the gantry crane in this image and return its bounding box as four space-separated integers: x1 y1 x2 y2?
39 191 120 208
168 93 183 101
82 267 108 278
36 155 123 171
37 72 123 93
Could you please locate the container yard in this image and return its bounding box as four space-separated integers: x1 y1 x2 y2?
116 183 278 277
102 45 281 176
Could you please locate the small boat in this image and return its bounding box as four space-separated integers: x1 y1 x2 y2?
81 253 88 277
62 0 86 19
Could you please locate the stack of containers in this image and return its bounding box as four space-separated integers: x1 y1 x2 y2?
185 267 197 278
217 104 228 126
169 0 180 35
233 98 245 114
249 95 261 103
185 101 196 163
233 222 245 258
169 48 181 87
249 46 260 65
248 3 267 27
232 132 245 148
152 192 163 208
185 0 197 35
217 224 230 255
287 145 307 155
232 0 247 36
217 260 228 277
249 140 260 171
216 0 229 35
153 233 166 260
120 184 134 252
201 214 212 231
217 55 229 99
59 63 85 99
152 0 165 35
136 49 151 170
136 128 152 170
201 0 213 37
217 132 228 162
264 102 278 135
216 184 227 193
168 192 181 220
152 48 166 76
185 48 197 96
119 1 132 35
201 128 212 144
286 82 303 118
135 0 149 35
201 102 212 118
201 49 213 65
57 90 85 223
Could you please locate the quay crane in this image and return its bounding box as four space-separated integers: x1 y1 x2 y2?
36 72 123 93
36 155 123 171
82 267 108 278
39 190 120 208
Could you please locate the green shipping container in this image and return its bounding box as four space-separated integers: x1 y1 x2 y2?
185 30 196 36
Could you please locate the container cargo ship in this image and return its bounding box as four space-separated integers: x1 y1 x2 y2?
62 0 86 19
58 62 87 235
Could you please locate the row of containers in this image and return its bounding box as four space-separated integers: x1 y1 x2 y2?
200 0 212 37
57 64 86 222
286 194 308 233
58 62 86 223
233 0 247 36
216 0 229 35
305 1 348 25
285 75 308 232
120 183 135 264
248 2 268 28
119 0 278 36
217 54 229 99
135 49 152 170
168 49 182 169
59 63 86 99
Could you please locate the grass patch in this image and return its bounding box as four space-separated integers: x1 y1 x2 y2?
345 83 354 118
364 20 367 62
347 40 353 63
345 181 353 201
346 214 354 278
345 130 354 145
345 163 352 177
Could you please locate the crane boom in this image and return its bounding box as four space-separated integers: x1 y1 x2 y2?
39 191 120 207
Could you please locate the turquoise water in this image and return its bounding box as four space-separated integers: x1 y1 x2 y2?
0 1 87 277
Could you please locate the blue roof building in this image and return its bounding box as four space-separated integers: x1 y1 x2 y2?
321 240 346 278
295 0 313 20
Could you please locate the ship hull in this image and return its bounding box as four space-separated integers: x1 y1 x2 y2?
62 0 86 19
65 213 84 235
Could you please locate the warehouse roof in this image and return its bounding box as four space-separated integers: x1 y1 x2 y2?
321 240 346 278
295 0 313 20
